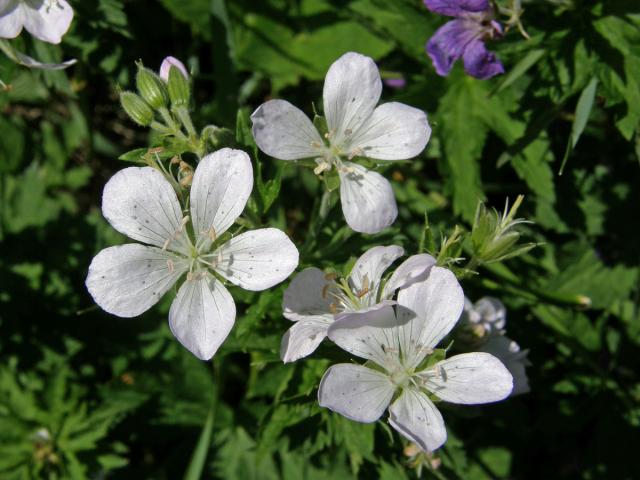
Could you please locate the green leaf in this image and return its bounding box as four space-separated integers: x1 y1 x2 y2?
183 402 215 480
559 77 598 175
494 48 546 94
437 75 487 221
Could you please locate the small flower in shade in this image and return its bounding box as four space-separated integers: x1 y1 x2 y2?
86 148 299 360
318 267 513 452
251 51 431 234
424 0 504 79
0 0 74 44
383 76 406 89
459 296 530 395
159 56 189 81
280 245 435 363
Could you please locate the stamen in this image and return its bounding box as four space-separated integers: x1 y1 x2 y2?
167 259 175 273
348 147 364 160
321 284 330 299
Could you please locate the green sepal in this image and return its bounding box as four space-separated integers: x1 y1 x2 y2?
167 65 190 107
136 65 169 109
323 168 340 192
313 114 329 140
119 91 154 126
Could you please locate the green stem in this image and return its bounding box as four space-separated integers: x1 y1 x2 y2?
301 189 332 256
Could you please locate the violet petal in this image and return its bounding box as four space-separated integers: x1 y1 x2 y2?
462 39 504 79
426 19 478 76
423 0 489 17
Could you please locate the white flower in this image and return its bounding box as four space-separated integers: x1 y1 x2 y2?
85 148 299 360
318 267 513 452
461 296 506 337
0 0 74 44
251 51 431 234
280 245 435 363
460 296 530 395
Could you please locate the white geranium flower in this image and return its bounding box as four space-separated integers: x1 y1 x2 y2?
251 51 431 234
86 148 299 360
318 267 513 452
280 245 435 363
0 0 74 44
459 296 530 395
461 296 506 337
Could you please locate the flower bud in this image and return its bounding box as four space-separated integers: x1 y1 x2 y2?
159 56 189 82
120 91 154 126
470 195 537 265
136 66 169 109
167 65 190 107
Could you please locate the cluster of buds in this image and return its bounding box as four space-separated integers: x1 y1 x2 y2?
120 57 190 128
469 195 537 266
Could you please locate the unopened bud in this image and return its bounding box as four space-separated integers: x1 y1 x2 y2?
120 91 154 126
159 56 189 82
136 66 169 109
167 64 190 107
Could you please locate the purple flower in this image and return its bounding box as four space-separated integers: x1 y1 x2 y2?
424 0 504 80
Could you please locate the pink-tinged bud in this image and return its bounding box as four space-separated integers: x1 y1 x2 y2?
159 56 189 82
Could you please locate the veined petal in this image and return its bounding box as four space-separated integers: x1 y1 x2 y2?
382 253 436 299
0 1 23 39
349 245 404 303
10 48 76 69
462 39 504 79
397 266 464 367
422 352 513 404
169 273 236 360
251 99 324 160
213 228 299 291
347 102 431 160
327 305 407 368
426 19 478 77
323 52 382 149
191 148 253 252
318 364 395 423
85 244 187 318
339 162 397 234
389 388 447 452
280 317 333 363
423 0 489 17
283 268 334 322
21 0 73 44
102 167 188 254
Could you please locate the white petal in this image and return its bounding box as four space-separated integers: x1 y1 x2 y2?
323 52 382 149
169 272 236 360
396 266 464 366
422 352 513 404
213 228 299 291
283 268 334 322
191 148 253 251
318 364 394 423
11 49 76 69
382 253 436 299
251 99 323 160
85 244 186 318
0 1 23 39
389 388 446 452
347 103 430 160
480 336 530 395
280 318 333 363
349 246 404 302
327 305 404 368
339 162 397 234
102 167 188 254
22 0 73 44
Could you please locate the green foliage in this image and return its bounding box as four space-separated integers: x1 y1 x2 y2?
1 0 639 479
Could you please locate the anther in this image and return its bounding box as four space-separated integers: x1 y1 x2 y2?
167 259 175 273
